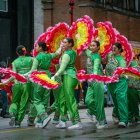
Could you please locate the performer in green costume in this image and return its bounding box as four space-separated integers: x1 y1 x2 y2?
105 42 128 128
3 45 37 127
85 40 106 129
32 41 62 128
51 38 82 130
127 59 140 125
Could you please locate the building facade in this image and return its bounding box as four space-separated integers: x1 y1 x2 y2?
40 0 140 69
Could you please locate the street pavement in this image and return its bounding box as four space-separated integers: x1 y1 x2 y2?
0 107 140 140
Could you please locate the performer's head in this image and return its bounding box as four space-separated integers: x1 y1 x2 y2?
89 40 100 53
112 42 123 55
62 38 74 51
16 45 27 56
36 41 49 53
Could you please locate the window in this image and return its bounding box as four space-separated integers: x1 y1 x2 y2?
128 0 135 11
0 0 8 12
113 0 140 13
92 0 140 14
135 0 140 12
112 0 127 9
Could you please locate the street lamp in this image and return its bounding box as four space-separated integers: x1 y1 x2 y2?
69 0 75 25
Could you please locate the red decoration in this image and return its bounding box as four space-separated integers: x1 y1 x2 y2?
0 68 27 83
29 71 59 89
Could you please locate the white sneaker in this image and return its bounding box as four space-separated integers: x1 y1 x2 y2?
118 122 126 128
35 123 43 128
96 124 108 129
112 116 119 124
55 121 67 129
96 121 108 129
42 116 51 128
68 123 83 130
86 111 97 123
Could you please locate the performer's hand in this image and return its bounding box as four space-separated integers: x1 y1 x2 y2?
56 47 62 55
75 33 81 40
103 69 106 75
60 41 64 48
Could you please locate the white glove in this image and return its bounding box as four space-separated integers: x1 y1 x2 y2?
51 76 55 81
23 73 28 77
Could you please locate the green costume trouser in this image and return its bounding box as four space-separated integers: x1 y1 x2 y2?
28 83 37 122
33 83 50 120
127 88 140 122
85 81 106 121
107 77 128 124
60 75 80 124
48 86 61 119
9 82 30 123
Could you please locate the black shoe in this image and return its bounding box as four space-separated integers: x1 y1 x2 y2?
15 121 21 128
3 113 10 118
27 119 35 126
0 111 10 118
